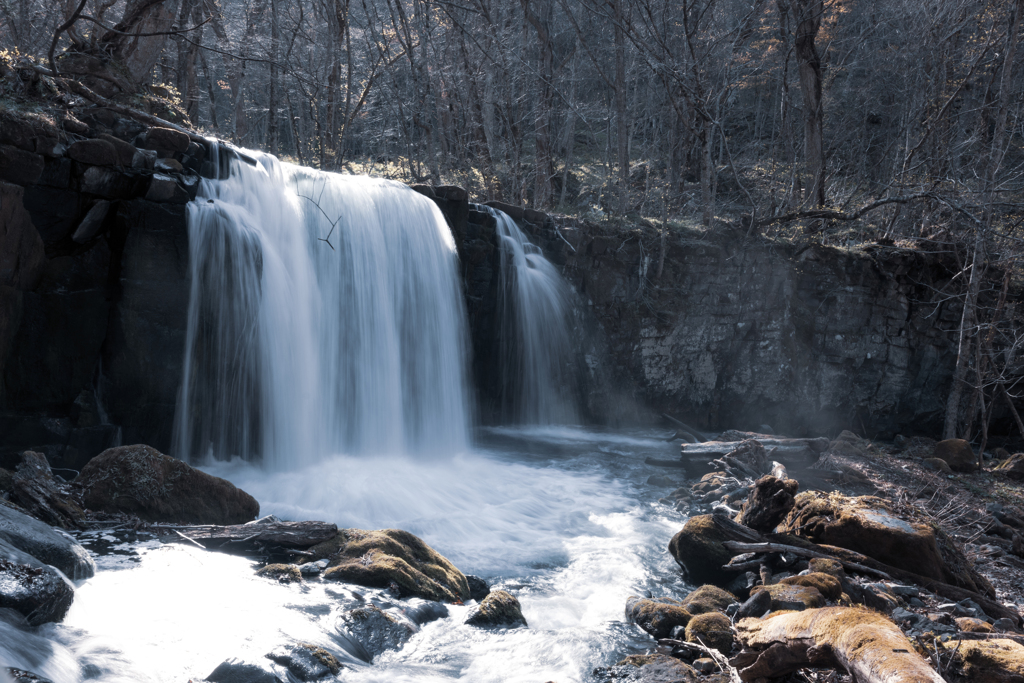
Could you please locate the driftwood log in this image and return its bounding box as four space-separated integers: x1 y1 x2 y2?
734 606 945 683
158 521 338 550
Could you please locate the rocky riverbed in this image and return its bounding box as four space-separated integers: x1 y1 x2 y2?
3 428 1024 682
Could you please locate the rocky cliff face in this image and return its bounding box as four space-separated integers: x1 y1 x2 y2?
0 120 968 468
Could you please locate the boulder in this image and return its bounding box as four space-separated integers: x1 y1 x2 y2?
466 574 490 601
266 643 342 681
955 638 1024 683
338 605 414 660
256 564 302 583
11 451 84 529
736 475 799 532
594 654 699 683
748 584 826 611
97 134 137 166
465 590 527 628
993 454 1024 480
923 457 953 473
684 611 733 655
668 514 734 587
0 558 74 626
143 127 190 153
0 502 94 579
680 585 736 615
934 439 977 472
778 572 842 601
736 589 772 620
779 491 993 596
67 139 118 166
205 659 283 683
75 444 259 525
956 617 994 633
313 528 469 603
625 596 691 639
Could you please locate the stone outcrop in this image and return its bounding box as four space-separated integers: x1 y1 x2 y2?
75 444 259 524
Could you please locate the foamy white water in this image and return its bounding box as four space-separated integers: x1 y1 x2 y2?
176 148 470 467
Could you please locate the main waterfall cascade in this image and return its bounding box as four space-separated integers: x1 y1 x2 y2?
492 207 581 425
175 147 470 467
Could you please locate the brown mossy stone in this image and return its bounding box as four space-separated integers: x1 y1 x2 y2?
314 528 469 603
75 445 259 525
956 617 994 633
465 590 527 627
669 514 734 588
736 475 799 532
779 491 992 596
922 457 953 473
256 563 302 583
778 573 842 601
625 596 692 638
934 438 977 472
685 612 734 655
749 583 826 611
691 472 729 495
956 638 1024 683
681 585 736 615
613 654 700 681
807 557 845 578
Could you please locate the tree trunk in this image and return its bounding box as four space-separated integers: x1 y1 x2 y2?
104 0 182 87
786 0 825 208
613 0 629 214
522 0 555 208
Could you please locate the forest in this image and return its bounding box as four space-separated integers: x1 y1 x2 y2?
1 0 1023 443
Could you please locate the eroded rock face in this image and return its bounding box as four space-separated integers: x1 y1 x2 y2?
75 444 259 525
311 528 469 603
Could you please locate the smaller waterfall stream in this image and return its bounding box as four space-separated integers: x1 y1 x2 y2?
492 208 580 425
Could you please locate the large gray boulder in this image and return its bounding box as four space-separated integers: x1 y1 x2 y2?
0 502 94 580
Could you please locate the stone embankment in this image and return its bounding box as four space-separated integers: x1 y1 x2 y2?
615 429 1024 682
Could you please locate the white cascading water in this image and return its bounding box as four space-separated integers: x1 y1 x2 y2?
492 207 580 424
175 147 469 467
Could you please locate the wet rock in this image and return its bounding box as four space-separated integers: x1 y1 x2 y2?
779 491 993 596
402 599 449 625
625 596 691 639
75 444 260 525
266 643 342 680
205 659 284 683
0 502 94 579
256 564 302 583
67 139 118 166
685 612 733 655
680 585 736 615
11 451 84 529
339 605 414 660
934 438 977 472
466 574 490 601
593 654 700 683
6 669 54 683
993 454 1024 480
145 173 190 203
748 584 825 611
778 572 842 601
314 528 469 602
143 127 191 153
466 589 527 628
668 514 734 588
299 559 328 577
736 475 798 532
80 166 144 199
0 558 74 626
736 589 772 620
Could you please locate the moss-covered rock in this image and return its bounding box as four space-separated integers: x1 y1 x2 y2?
922 457 953 473
312 528 469 603
956 617 994 633
736 475 799 532
778 572 842 601
934 438 977 472
749 583 825 611
669 515 734 587
75 444 259 525
956 638 1024 682
779 491 993 596
256 563 302 583
685 612 734 655
807 557 845 578
625 596 692 638
465 590 526 628
681 585 736 615
691 472 730 495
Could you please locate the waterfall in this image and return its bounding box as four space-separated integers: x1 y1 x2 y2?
492 207 580 424
175 147 470 468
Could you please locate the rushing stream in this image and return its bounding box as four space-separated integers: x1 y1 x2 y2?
3 428 692 683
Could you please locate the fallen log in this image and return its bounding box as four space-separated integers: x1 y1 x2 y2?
723 540 893 581
157 521 338 548
713 432 831 452
734 606 945 683
662 414 708 443
682 442 819 461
